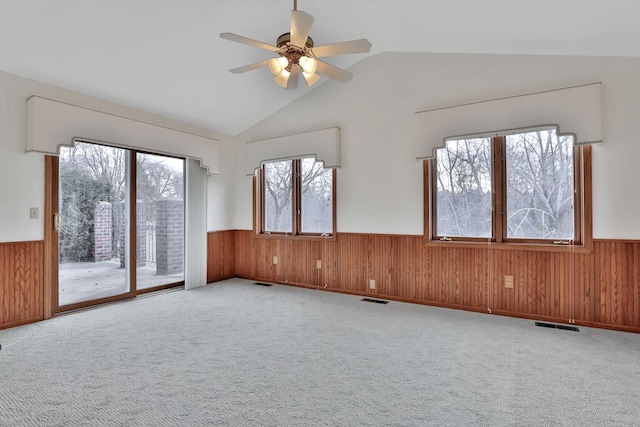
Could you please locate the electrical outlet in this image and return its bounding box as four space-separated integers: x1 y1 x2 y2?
29 207 39 219
272 256 277 265
369 279 376 290
504 275 514 289
316 260 322 269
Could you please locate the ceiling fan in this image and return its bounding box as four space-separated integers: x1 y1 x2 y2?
220 0 371 89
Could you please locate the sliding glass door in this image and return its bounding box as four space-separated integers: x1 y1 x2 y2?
57 144 130 306
136 153 184 291
55 141 184 311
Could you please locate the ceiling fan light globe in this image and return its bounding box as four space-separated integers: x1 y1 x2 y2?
268 57 289 75
268 58 282 75
302 71 320 87
299 56 318 74
274 69 291 88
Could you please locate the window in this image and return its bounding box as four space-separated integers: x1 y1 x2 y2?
434 136 493 240
504 130 575 241
257 157 335 236
427 128 591 246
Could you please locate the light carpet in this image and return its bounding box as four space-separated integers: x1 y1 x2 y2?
1 278 639 426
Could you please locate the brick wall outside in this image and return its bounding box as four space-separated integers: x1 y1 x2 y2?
156 198 184 275
136 201 147 267
117 201 148 268
94 201 112 261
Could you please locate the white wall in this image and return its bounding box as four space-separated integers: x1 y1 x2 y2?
235 53 640 239
206 136 237 231
1 72 48 242
0 71 234 243
4 53 640 242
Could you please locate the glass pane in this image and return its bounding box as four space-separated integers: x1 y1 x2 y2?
58 142 129 306
263 160 293 232
505 129 575 240
301 158 333 234
435 137 493 238
136 153 185 290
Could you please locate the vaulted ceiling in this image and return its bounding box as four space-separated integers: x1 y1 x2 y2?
1 0 638 136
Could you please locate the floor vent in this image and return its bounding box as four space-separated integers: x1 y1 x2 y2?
254 282 273 287
535 321 579 332
361 298 389 304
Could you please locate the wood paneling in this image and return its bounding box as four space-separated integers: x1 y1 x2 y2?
207 230 236 283
3 230 638 331
234 230 640 332
0 241 45 329
233 233 336 288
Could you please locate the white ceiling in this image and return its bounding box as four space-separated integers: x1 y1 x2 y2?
1 0 639 136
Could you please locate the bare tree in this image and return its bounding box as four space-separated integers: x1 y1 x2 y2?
263 158 332 232
434 129 574 240
58 142 185 261
264 160 293 231
435 137 492 237
506 130 574 239
136 156 184 201
300 158 333 233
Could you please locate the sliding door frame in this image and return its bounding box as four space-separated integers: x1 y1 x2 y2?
44 144 185 316
134 148 187 295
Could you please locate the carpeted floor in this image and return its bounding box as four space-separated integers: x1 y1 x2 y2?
1 278 639 426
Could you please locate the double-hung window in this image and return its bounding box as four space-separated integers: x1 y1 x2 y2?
257 157 335 236
427 127 591 247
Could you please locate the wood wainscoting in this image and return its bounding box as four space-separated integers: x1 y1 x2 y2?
230 231 640 332
2 233 636 331
0 241 45 329
207 230 236 283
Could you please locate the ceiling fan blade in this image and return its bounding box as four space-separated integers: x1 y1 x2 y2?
312 39 372 58
220 32 279 52
229 60 272 74
290 10 314 47
286 65 300 89
316 60 352 83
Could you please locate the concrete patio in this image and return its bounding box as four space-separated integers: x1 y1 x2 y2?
58 259 183 306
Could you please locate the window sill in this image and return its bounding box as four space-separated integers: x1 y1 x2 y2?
253 232 336 242
424 239 593 254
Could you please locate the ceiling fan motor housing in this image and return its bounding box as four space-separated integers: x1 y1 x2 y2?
276 32 314 48
276 32 315 70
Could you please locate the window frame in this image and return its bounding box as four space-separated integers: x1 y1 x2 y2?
254 158 337 239
425 130 592 253
431 136 496 243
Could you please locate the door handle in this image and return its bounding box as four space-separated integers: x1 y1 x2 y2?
54 213 63 232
